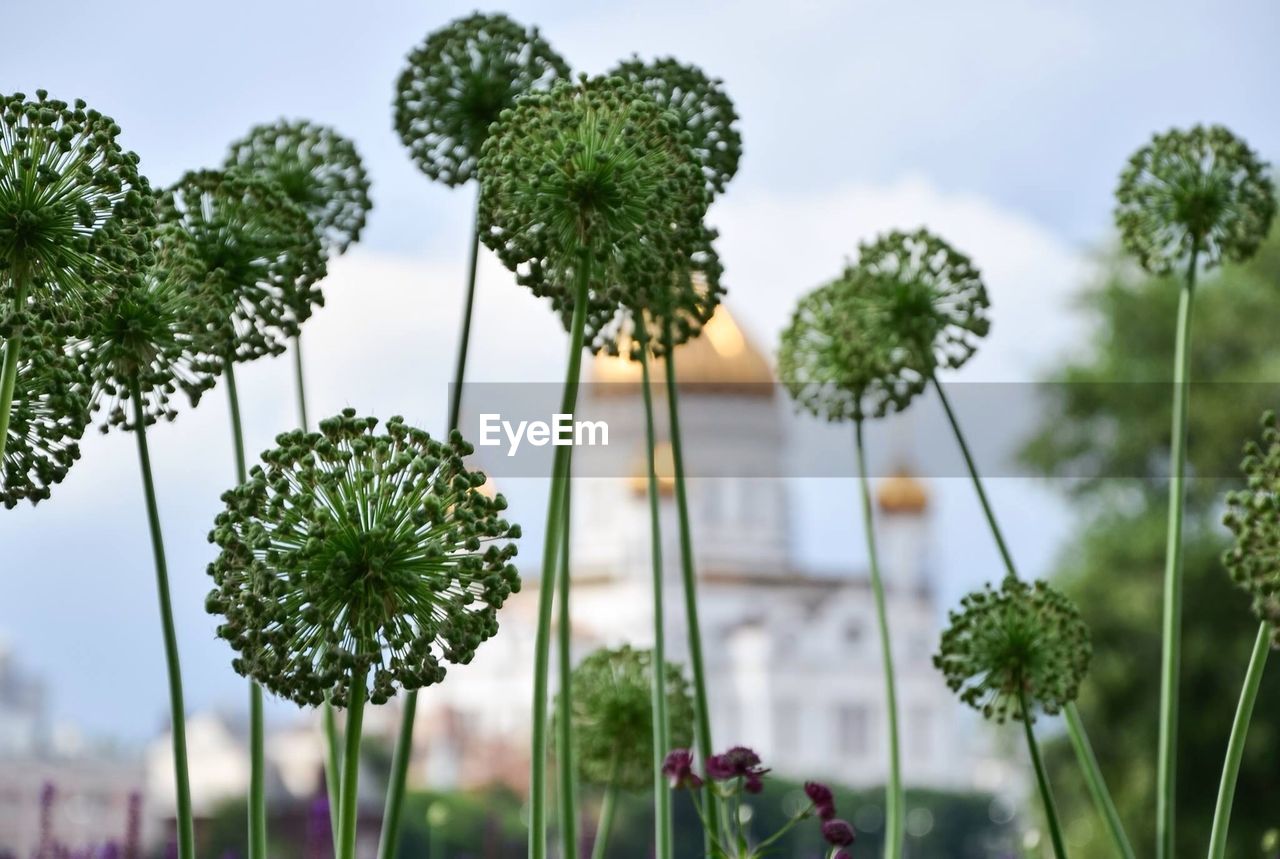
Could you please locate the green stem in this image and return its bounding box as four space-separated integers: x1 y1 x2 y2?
225 359 265 858
1207 623 1271 859
0 267 30 465
338 672 368 859
292 334 309 432
130 381 195 859
1157 245 1199 859
661 321 719 847
636 316 672 859
380 203 485 859
591 755 620 859
930 375 1017 578
530 256 592 859
1063 703 1134 859
854 419 903 859
557 472 578 857
1020 692 1068 859
933 373 1132 854
289 334 342 848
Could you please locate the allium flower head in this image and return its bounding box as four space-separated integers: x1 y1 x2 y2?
778 267 922 422
394 12 570 187
1 319 87 508
608 56 742 198
82 224 224 431
0 91 155 320
568 645 695 791
1223 410 1280 647
934 576 1091 723
1115 125 1275 275
205 410 521 707
225 119 373 256
477 75 710 325
158 169 325 363
856 228 990 376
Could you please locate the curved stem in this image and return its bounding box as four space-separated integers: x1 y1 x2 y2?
338 672 368 859
930 374 1017 578
1063 703 1133 859
0 267 30 465
636 316 672 859
225 359 265 858
557 472 578 857
130 381 195 859
591 777 619 859
1020 693 1068 859
1157 246 1198 859
380 198 484 859
854 419 903 859
661 321 720 847
933 372 1133 854
1207 623 1271 859
530 256 592 859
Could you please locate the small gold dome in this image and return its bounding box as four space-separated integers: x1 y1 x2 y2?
878 469 928 514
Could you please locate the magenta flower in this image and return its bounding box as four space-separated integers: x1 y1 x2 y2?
662 749 703 789
822 819 856 847
805 781 837 820
706 746 768 782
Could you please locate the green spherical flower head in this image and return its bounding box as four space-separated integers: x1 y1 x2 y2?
778 268 925 422
479 75 709 322
0 91 155 321
225 119 373 256
567 645 694 791
1 319 88 508
82 224 225 432
1115 125 1276 275
581 223 726 359
158 169 326 364
395 12 570 187
934 576 1091 724
205 410 522 708
608 56 742 198
857 228 990 374
1223 410 1280 647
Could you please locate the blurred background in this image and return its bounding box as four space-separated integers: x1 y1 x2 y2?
1 0 1278 856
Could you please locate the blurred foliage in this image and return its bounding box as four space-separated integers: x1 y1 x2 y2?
1022 225 1280 857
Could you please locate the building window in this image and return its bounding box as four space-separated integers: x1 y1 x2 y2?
835 703 870 757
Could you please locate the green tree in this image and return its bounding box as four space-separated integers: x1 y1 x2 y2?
1023 227 1280 858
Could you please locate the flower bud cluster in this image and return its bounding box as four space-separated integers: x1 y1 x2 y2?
1223 410 1280 647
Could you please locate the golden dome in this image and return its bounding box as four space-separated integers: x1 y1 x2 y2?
877 469 929 514
592 305 774 392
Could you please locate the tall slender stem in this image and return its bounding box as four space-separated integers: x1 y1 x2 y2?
557 473 578 857
854 419 903 859
1207 623 1271 859
1020 692 1068 859
380 198 485 859
289 334 342 848
636 317 672 859
130 381 195 859
661 321 719 847
338 672 368 859
591 753 621 859
1063 703 1134 859
1157 245 1199 859
932 373 1132 855
0 267 30 464
225 360 265 859
530 256 592 859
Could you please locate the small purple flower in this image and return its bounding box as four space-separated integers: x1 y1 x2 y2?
822 819 856 847
805 781 837 820
706 746 770 785
662 749 703 789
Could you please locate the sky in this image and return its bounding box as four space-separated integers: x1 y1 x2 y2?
1 0 1278 743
